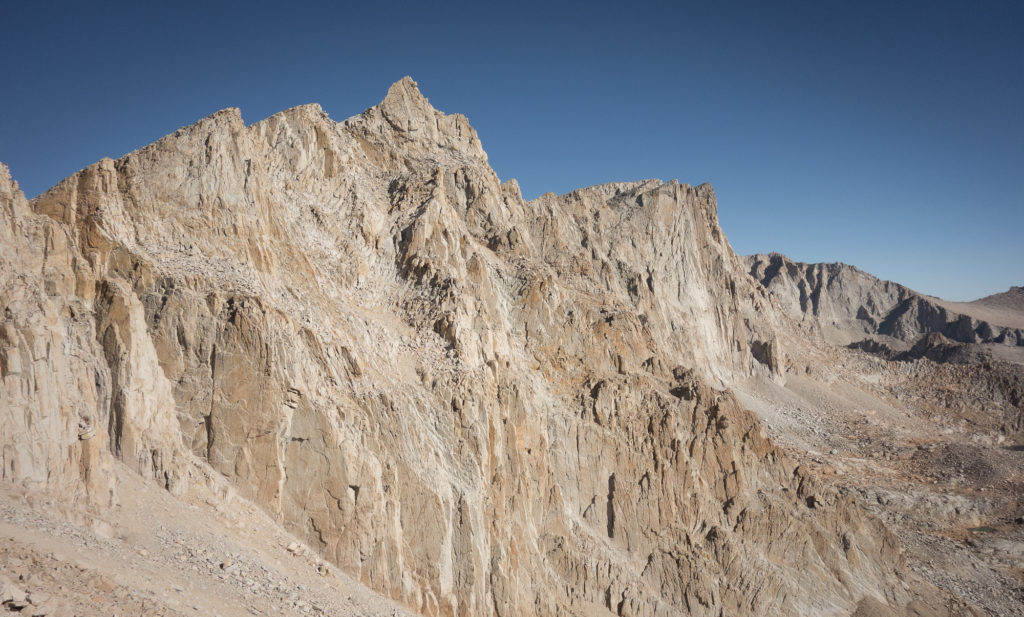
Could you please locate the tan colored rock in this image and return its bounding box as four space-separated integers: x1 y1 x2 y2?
0 576 27 605
0 163 118 509
0 78 947 616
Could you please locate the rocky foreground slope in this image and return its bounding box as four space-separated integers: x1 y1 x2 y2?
0 78 982 616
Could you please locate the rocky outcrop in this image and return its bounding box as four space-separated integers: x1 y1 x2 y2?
746 253 1024 351
0 163 190 514
1 78 940 616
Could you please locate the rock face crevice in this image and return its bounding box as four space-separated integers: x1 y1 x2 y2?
1 78 932 616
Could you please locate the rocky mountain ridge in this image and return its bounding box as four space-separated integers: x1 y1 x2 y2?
933 286 1024 331
745 253 1024 361
1 78 977 616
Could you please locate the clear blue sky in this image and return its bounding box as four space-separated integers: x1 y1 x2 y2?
1 1 1020 300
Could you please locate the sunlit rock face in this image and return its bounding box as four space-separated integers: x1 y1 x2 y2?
2 77 926 616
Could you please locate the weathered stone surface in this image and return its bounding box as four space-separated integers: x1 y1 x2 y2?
0 163 117 509
1 77 937 616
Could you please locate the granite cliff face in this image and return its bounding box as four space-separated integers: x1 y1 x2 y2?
2 78 947 616
745 253 1024 356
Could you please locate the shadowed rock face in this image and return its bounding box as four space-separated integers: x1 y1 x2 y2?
745 253 1024 353
2 78 935 616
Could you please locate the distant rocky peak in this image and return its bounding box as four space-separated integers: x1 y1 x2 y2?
379 76 433 131
0 162 18 200
747 252 1024 353
350 76 487 164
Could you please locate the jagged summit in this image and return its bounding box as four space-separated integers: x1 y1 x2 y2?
752 251 874 278
378 75 432 125
31 76 483 206
747 252 1024 354
1 79 979 617
0 161 18 198
258 102 330 125
549 178 664 200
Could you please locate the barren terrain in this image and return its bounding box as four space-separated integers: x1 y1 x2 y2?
933 286 1024 330
2 78 1021 617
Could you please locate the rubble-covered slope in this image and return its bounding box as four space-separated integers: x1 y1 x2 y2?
1 78 952 616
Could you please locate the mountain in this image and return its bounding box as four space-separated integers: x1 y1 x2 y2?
0 78 1001 616
933 286 1024 331
745 253 1024 363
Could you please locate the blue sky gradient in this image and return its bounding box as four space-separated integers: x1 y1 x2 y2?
1 1 1020 300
